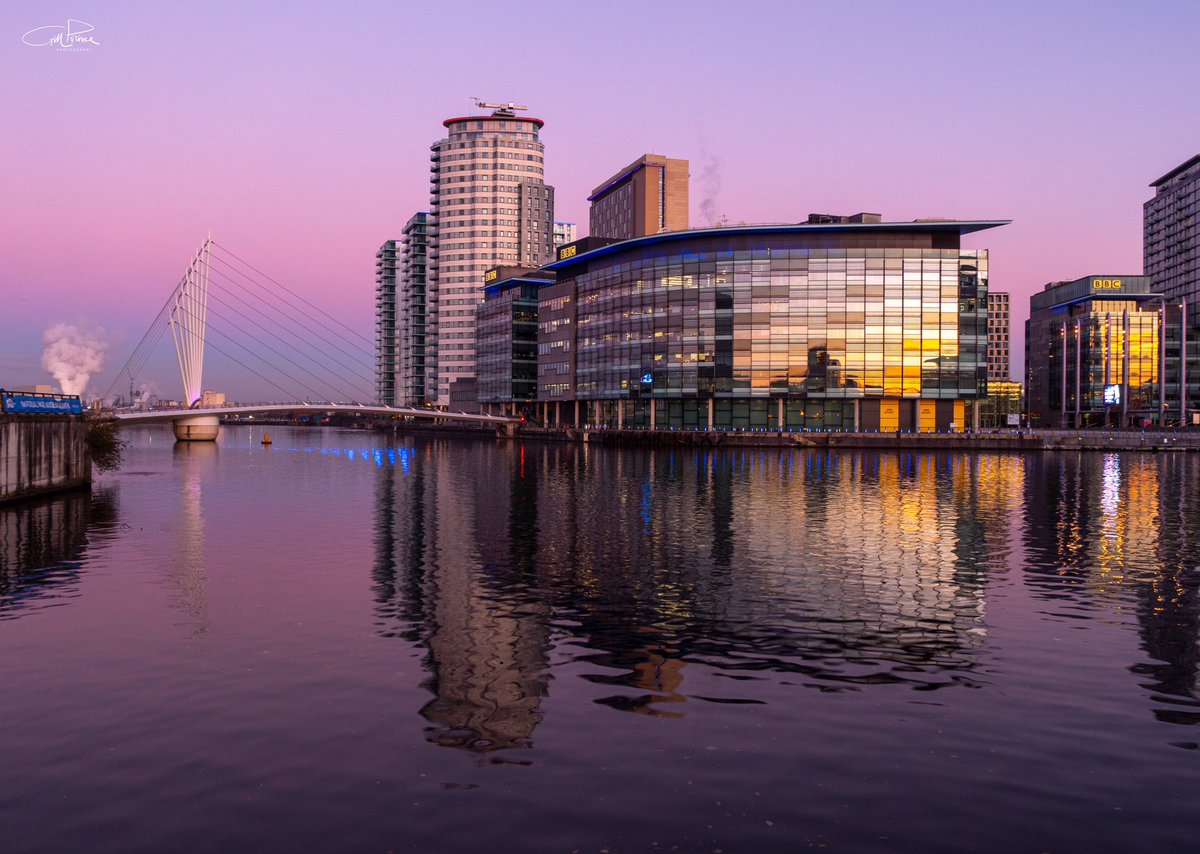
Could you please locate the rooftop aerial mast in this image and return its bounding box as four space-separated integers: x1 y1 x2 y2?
473 98 528 117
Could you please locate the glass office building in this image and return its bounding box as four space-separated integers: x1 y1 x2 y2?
477 268 553 411
1025 275 1200 427
541 220 1007 431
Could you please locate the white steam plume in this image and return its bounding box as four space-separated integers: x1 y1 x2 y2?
696 126 724 227
41 322 108 396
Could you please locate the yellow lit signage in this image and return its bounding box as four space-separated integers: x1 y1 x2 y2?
1092 278 1122 290
559 244 577 260
484 269 498 282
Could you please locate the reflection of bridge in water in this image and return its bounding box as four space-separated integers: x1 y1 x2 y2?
104 237 518 441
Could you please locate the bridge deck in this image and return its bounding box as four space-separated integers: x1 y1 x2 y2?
111 404 518 426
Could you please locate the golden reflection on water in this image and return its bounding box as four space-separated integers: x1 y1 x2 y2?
365 436 1200 754
373 444 1041 756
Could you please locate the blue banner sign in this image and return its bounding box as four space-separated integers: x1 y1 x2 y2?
0 390 84 415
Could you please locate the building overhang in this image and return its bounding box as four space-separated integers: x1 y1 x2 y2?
544 221 1011 272
443 115 545 130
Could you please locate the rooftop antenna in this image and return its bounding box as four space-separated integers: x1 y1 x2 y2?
473 98 528 118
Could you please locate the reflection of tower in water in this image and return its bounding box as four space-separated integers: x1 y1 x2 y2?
1135 454 1200 725
1024 453 1200 725
373 441 550 755
171 442 213 637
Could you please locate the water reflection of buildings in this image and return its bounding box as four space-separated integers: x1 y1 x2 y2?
1022 453 1200 726
373 441 550 755
0 486 118 617
374 441 1006 753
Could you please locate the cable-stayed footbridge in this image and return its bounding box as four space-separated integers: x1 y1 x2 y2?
105 237 516 440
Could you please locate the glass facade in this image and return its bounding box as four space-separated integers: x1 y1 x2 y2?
539 226 1000 431
477 281 543 406
1022 276 1200 427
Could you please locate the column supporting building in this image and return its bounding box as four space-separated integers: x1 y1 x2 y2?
1122 309 1130 426
1074 320 1083 428
1182 298 1189 423
1062 321 1070 427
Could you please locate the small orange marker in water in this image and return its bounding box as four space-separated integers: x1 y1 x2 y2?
262 433 272 445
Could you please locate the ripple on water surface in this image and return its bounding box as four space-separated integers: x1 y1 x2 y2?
2 430 1200 851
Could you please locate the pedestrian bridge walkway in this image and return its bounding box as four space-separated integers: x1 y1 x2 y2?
112 403 515 426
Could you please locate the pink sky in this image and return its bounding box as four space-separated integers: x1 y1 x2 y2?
2 0 1198 400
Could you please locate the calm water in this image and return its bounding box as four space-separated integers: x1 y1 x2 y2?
2 425 1200 852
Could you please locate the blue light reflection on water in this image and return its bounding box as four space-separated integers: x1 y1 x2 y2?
287 445 412 472
1 425 1200 853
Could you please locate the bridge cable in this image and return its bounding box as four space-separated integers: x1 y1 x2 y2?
205 269 376 384
209 242 376 354
168 298 325 402
201 292 375 402
103 276 185 401
107 241 378 405
203 263 376 388
204 249 377 365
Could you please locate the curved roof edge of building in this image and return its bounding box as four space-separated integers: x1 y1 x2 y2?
544 221 1012 271
442 115 546 129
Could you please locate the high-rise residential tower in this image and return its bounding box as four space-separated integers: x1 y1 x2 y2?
588 154 689 240
426 102 554 407
398 213 430 407
986 291 1011 381
375 239 400 405
1145 153 1200 305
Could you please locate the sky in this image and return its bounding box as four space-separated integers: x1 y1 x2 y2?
2 0 1198 401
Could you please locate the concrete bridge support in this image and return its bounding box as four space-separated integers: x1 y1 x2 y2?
173 415 220 442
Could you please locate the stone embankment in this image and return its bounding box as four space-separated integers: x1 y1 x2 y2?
0 415 91 503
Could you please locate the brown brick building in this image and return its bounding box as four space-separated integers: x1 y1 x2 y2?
588 154 689 240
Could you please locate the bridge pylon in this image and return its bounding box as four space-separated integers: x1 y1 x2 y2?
169 237 217 441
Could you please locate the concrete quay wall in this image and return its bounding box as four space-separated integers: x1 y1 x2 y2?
0 415 91 503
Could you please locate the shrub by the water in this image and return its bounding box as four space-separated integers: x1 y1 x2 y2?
85 416 125 472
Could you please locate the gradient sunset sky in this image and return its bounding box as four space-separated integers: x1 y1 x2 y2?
2 0 1198 400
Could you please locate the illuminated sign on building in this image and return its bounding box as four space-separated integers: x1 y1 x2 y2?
558 244 577 260
1103 384 1121 405
1092 279 1123 290
484 269 498 282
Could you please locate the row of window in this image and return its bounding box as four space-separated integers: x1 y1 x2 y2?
440 152 542 163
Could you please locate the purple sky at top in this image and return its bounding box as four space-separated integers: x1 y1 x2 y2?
2 0 1198 401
